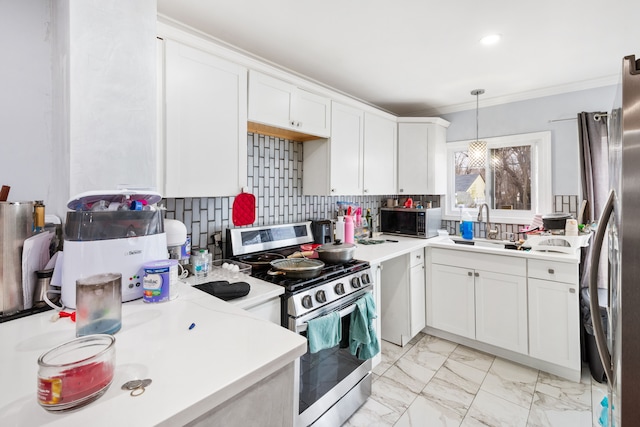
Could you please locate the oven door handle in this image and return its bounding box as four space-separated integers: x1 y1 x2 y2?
296 304 358 333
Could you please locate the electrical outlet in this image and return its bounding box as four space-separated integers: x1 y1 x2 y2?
213 232 222 244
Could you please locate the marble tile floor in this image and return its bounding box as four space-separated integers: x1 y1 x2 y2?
344 333 608 427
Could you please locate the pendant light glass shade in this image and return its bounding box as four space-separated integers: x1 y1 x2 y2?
468 89 486 168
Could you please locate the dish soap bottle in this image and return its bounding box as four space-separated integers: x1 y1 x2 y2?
461 211 474 240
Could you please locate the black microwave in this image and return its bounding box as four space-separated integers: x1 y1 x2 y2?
380 207 442 238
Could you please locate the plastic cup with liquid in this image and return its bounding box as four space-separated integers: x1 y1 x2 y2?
75 273 122 337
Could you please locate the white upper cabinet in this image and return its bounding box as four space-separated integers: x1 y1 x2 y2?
303 102 364 196
161 39 247 198
397 118 450 195
248 70 330 138
303 103 397 196
363 112 397 195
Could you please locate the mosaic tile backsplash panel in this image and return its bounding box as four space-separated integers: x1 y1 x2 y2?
163 132 579 258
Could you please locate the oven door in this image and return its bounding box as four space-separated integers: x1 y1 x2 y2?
291 287 373 427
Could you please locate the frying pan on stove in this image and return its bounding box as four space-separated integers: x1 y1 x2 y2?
268 258 325 279
238 253 285 271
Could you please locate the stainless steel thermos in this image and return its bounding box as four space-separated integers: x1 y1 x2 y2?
0 201 34 316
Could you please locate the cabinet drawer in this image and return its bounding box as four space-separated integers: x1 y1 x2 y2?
528 259 577 284
431 248 525 276
410 249 425 267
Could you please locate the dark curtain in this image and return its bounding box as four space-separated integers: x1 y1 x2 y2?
578 112 609 290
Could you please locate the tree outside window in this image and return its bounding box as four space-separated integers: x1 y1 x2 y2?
447 132 551 223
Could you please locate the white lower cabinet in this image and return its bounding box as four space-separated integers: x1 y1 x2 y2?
475 270 528 354
427 248 582 381
527 261 580 369
381 250 425 346
427 249 528 354
245 298 281 325
428 264 475 339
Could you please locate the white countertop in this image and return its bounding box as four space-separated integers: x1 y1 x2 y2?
182 272 285 310
353 234 582 264
0 281 306 427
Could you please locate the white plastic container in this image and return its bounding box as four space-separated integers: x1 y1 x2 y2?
335 216 345 242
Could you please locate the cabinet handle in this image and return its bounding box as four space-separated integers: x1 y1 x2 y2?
364 189 368 193
468 272 473 276
569 288 576 293
331 189 336 193
548 268 555 274
399 189 404 193
474 272 479 277
290 120 296 126
416 254 421 259
296 122 302 128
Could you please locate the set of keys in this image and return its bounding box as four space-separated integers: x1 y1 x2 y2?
121 378 152 396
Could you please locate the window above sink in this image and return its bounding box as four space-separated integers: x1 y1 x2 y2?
444 131 552 224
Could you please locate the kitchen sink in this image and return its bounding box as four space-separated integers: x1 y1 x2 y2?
449 236 522 251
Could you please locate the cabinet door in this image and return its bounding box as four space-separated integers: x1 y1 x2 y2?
292 89 331 137
329 102 364 195
475 271 528 354
380 254 410 346
528 278 580 368
247 71 294 130
397 121 447 195
409 261 426 337
428 264 475 339
164 40 247 197
363 112 397 195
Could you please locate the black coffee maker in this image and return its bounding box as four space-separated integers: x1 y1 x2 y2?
310 219 334 244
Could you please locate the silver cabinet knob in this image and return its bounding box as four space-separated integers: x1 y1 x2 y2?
399 189 404 193
468 271 473 276
548 268 555 274
364 189 368 193
474 272 479 277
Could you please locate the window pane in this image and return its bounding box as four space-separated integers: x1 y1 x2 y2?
490 146 531 210
454 150 485 208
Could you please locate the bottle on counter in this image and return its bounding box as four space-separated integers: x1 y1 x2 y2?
33 200 45 233
344 216 354 244
366 208 373 238
335 216 345 242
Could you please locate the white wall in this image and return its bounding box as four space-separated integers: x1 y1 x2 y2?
1 0 157 220
0 0 52 204
441 85 617 195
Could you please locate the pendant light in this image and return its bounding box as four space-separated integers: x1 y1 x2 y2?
468 89 486 168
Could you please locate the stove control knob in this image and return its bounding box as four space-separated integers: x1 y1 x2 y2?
361 273 371 285
334 283 345 295
351 277 361 288
315 290 327 303
302 295 313 309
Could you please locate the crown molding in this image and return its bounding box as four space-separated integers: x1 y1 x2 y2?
410 75 619 116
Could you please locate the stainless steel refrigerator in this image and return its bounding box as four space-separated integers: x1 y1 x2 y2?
589 54 640 426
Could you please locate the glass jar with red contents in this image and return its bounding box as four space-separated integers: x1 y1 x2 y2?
37 334 115 412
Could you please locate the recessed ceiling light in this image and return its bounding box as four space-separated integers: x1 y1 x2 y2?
480 34 501 45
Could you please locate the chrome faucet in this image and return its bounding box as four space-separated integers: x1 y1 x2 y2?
477 203 498 239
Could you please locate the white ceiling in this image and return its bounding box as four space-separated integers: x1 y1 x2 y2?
157 0 640 116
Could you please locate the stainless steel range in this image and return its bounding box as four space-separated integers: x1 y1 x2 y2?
226 222 374 427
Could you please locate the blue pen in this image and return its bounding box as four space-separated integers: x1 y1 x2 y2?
188 322 196 330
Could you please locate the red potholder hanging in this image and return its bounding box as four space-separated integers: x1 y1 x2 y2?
232 191 256 226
